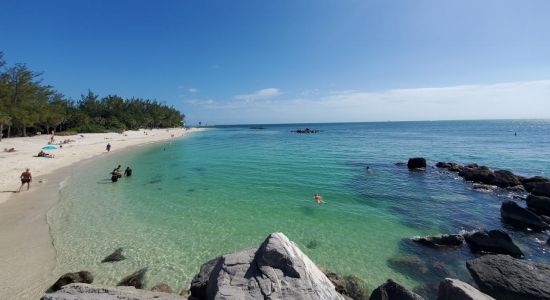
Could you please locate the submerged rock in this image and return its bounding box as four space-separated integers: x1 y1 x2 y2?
151 283 173 293
101 247 126 263
50 271 93 292
324 271 370 300
464 230 523 258
407 157 427 170
412 234 464 249
41 283 183 300
437 278 494 300
370 279 424 300
189 232 346 299
117 268 147 289
526 194 550 216
466 254 550 300
500 200 549 231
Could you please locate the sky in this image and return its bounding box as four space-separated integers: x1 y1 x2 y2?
1 0 550 125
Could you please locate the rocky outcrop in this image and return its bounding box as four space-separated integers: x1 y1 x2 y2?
500 200 549 231
466 254 550 300
491 170 522 188
41 283 184 300
408 158 426 170
533 182 550 197
189 232 346 299
50 271 93 292
369 279 424 300
117 268 147 289
526 194 550 216
520 176 550 193
437 278 494 300
412 234 464 249
324 271 370 300
101 247 126 263
463 230 523 258
151 283 173 293
458 166 522 188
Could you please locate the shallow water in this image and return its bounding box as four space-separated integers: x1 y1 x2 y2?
48 120 550 298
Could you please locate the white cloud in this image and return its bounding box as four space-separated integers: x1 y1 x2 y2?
184 80 550 124
234 88 281 101
189 88 198 93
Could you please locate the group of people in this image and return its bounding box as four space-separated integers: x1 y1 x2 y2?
37 150 54 158
111 165 132 182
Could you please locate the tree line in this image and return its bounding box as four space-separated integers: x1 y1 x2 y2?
0 51 184 140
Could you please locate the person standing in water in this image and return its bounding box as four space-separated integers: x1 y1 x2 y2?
18 168 32 192
106 143 111 152
313 193 324 204
124 166 133 177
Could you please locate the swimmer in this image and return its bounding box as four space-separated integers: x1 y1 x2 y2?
313 193 324 204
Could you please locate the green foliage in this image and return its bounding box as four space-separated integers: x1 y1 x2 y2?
0 51 184 138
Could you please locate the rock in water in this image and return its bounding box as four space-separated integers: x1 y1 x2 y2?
101 247 126 263
437 278 494 300
151 283 172 293
117 268 147 289
520 176 550 192
491 170 522 188
189 232 346 299
370 279 424 300
500 200 549 231
526 194 550 216
50 271 93 292
407 158 426 170
532 181 550 197
41 283 183 300
466 254 550 300
324 271 370 300
412 234 464 248
463 230 523 258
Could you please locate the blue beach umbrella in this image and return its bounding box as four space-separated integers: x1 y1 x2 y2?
42 145 59 150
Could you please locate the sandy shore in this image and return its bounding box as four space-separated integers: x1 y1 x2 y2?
0 128 202 299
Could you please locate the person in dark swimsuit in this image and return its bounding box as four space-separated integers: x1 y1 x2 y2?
124 167 132 177
18 168 32 192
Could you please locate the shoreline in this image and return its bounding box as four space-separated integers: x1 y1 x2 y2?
0 128 203 299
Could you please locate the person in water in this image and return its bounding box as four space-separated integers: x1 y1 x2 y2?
313 193 324 204
18 168 32 192
124 166 132 177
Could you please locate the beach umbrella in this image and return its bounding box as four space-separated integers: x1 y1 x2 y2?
42 145 59 150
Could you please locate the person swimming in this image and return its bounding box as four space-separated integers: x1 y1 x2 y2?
313 193 324 204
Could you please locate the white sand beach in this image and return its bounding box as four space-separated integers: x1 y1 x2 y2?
0 128 202 299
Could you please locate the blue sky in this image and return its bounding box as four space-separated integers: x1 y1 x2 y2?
1 0 550 124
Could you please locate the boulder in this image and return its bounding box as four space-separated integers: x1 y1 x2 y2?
448 163 462 172
458 167 494 185
532 181 550 197
412 234 464 249
50 271 93 292
151 283 173 293
437 278 494 300
520 176 550 192
463 230 523 258
526 194 550 216
500 200 549 231
101 247 126 263
324 271 370 300
369 279 424 300
436 162 451 169
41 283 183 300
466 254 550 300
408 158 426 170
117 268 147 289
490 170 522 188
189 232 346 299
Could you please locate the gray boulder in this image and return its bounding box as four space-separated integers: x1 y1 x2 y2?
117 268 147 289
369 279 424 300
101 247 125 263
526 194 550 216
407 158 426 170
437 278 494 300
500 200 549 231
463 230 523 258
466 254 550 300
50 271 93 292
190 232 345 299
41 283 184 300
412 234 464 249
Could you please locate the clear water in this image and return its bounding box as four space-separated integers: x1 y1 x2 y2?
48 120 550 298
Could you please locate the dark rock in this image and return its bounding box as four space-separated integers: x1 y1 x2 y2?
437 278 494 300
506 185 525 192
387 256 429 275
459 167 494 185
324 271 370 300
117 268 147 289
306 239 320 249
412 234 464 248
413 283 439 300
491 170 522 188
436 162 451 169
520 176 550 192
189 232 346 299
465 163 479 168
500 200 549 231
189 257 221 300
547 237 550 246
466 254 550 300
101 247 125 263
408 158 426 170
526 194 550 216
448 163 462 172
151 283 172 293
532 181 550 197
50 271 93 292
464 230 523 258
370 279 424 300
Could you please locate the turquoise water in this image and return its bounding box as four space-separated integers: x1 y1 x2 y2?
49 120 550 298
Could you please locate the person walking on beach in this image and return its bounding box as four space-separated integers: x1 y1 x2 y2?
18 168 32 192
106 143 111 152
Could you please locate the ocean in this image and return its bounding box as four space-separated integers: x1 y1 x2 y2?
48 120 550 298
